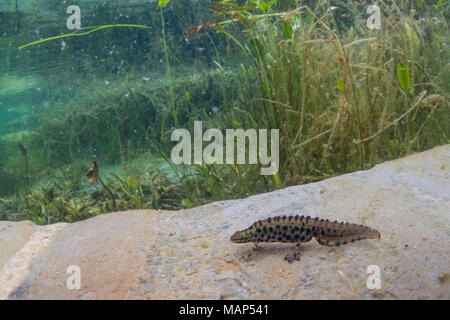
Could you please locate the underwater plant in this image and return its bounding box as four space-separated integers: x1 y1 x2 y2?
184 0 449 186
397 63 411 91
18 24 152 50
17 142 29 187
158 0 178 128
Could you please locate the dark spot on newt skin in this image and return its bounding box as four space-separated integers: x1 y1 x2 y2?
300 235 305 241
263 227 267 232
256 228 262 233
282 226 288 231
305 228 311 235
286 234 291 240
300 227 305 232
294 226 299 231
269 227 273 232
276 225 281 229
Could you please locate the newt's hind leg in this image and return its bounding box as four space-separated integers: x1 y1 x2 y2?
284 242 302 263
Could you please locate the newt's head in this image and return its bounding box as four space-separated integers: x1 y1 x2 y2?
230 229 252 243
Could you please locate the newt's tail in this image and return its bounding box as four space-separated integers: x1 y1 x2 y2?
314 219 380 246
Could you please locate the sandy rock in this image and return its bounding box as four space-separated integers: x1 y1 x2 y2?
0 221 36 269
1 145 449 299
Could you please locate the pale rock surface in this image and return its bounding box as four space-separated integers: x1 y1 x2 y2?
1 145 449 299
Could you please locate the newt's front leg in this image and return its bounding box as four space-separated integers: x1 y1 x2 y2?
284 242 302 263
247 241 261 258
241 241 263 260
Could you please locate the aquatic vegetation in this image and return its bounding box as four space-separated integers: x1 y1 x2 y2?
18 24 153 50
159 0 178 128
1 166 187 224
397 63 411 91
16 141 29 187
86 160 116 210
0 0 448 224
194 0 450 185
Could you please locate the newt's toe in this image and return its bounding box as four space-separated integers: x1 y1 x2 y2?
284 252 301 263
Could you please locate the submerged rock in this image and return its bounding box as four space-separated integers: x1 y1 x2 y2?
0 145 449 299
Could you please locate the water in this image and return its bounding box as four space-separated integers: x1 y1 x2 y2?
0 1 448 224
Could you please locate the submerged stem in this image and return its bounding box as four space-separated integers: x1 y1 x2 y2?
99 176 116 210
160 6 178 128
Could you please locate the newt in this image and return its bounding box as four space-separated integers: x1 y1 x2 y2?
230 215 380 262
